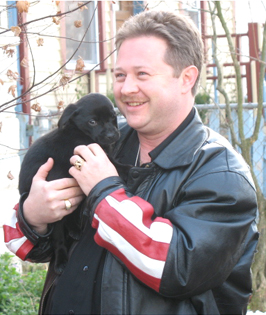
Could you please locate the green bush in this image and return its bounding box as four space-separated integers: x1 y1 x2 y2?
195 92 211 124
0 253 46 315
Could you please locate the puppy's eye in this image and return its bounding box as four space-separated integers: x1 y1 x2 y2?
88 119 97 126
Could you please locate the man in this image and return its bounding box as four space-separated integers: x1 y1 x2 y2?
4 10 259 314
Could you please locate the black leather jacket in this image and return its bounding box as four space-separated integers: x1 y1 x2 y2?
22 108 259 314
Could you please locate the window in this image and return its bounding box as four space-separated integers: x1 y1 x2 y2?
183 0 201 30
63 1 99 71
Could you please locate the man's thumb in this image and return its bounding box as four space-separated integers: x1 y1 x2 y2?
33 158 54 181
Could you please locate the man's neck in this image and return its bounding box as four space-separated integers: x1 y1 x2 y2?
137 132 171 164
137 106 195 164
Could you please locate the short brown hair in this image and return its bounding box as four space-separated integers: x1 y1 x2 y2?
115 10 203 95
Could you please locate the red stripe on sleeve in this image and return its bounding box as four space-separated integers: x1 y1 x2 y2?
94 231 161 292
94 197 170 260
91 188 173 292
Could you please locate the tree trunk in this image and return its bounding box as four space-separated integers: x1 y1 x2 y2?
249 194 266 311
212 2 266 310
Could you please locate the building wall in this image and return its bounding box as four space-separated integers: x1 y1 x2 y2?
0 1 117 255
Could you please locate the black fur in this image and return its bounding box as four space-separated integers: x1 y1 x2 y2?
19 93 120 274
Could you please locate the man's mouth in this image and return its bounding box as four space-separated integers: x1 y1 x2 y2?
127 102 146 106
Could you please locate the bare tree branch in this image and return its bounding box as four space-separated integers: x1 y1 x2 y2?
208 1 239 147
0 2 99 110
0 1 92 35
0 49 116 113
252 19 266 141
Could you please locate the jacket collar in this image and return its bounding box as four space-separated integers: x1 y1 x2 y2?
116 107 208 169
152 108 208 169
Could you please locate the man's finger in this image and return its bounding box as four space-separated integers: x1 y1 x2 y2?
33 158 54 181
87 143 105 156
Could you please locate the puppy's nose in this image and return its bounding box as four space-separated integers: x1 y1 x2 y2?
106 133 116 140
106 131 119 142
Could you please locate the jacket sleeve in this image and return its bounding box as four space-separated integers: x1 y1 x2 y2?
3 193 54 263
86 172 258 298
86 176 174 292
3 203 35 260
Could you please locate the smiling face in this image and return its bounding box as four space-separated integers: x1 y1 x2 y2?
114 36 193 140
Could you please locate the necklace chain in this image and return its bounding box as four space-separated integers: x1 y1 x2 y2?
135 144 140 166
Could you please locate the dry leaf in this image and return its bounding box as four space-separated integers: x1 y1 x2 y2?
2 45 8 51
56 11 61 15
74 20 82 28
0 121 2 132
11 26 21 36
0 79 3 85
7 69 19 80
31 103 41 112
8 85 17 97
56 1 60 6
20 57 28 68
75 57 85 72
16 1 29 13
5 49 15 58
52 17 60 25
57 100 64 110
36 37 44 46
59 73 73 89
78 2 88 11
7 171 14 180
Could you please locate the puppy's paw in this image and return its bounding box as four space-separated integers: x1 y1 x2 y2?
69 229 81 241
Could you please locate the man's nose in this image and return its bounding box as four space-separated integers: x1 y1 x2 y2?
120 75 139 95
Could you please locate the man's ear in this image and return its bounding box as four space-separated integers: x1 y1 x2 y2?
58 104 78 129
180 65 199 94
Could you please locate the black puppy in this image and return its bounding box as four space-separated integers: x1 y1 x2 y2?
19 93 120 274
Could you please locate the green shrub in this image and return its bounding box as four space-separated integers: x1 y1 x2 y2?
0 253 46 315
195 92 211 124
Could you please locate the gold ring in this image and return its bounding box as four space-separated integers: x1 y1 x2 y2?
64 199 72 211
74 156 85 171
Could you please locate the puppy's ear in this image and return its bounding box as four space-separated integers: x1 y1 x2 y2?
58 104 77 129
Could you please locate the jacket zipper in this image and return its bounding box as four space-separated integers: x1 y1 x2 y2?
39 273 57 315
122 269 128 314
39 237 80 314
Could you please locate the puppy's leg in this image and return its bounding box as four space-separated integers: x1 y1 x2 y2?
52 220 69 274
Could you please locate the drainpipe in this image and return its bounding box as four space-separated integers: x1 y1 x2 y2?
17 10 32 146
7 1 22 112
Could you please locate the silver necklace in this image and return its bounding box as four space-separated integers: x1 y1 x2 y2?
135 144 140 166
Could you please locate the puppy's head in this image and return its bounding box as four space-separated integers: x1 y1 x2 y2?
58 93 120 146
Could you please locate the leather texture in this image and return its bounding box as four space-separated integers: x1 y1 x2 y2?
23 108 258 314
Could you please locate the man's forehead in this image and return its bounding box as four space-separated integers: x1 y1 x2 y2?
116 36 167 54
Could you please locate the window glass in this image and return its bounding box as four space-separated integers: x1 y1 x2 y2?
183 0 200 30
64 1 99 70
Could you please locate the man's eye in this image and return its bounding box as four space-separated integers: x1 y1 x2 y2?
88 119 97 126
115 73 125 81
138 72 149 78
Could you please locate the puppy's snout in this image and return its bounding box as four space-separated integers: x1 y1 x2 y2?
105 130 120 143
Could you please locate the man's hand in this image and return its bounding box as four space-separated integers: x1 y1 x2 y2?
23 158 85 235
69 144 119 196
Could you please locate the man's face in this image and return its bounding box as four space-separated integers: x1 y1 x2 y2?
114 36 184 138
